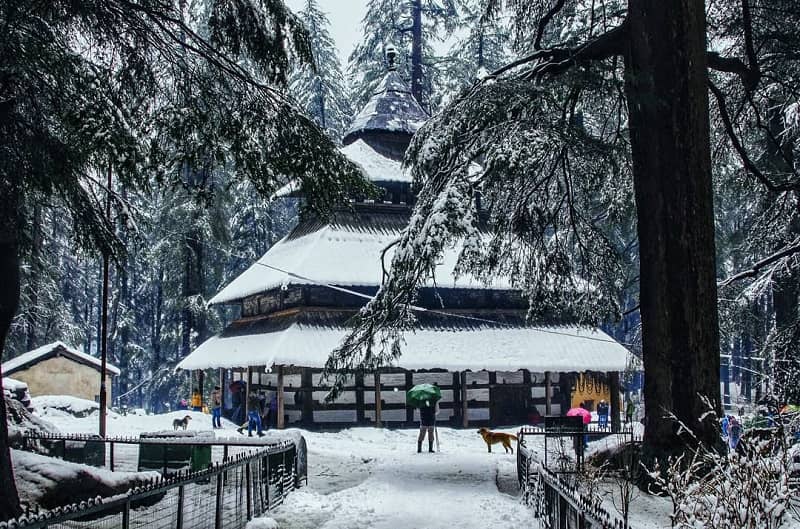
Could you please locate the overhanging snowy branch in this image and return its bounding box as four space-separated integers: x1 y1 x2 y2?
488 22 627 80
719 240 800 287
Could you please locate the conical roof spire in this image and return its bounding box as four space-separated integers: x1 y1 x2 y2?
342 46 428 149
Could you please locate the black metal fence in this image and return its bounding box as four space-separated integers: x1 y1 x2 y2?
2 437 305 529
517 426 635 529
517 419 636 474
18 432 307 475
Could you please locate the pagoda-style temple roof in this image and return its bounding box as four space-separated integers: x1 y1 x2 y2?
209 206 511 305
179 47 631 386
176 309 629 372
342 70 428 146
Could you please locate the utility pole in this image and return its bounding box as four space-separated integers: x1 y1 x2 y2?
99 164 112 437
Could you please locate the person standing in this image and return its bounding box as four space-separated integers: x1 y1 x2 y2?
210 386 222 429
625 399 635 424
728 416 743 451
417 400 437 453
247 392 264 437
597 399 609 429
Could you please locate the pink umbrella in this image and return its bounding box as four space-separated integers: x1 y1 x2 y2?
566 407 592 425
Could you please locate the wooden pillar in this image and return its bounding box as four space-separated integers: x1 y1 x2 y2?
522 369 532 413
452 372 461 426
374 371 382 427
245 366 252 416
277 365 285 429
545 371 552 415
405 371 414 424
197 369 206 411
355 372 365 424
219 368 225 409
609 371 621 433
461 371 468 428
488 371 497 426
301 367 313 425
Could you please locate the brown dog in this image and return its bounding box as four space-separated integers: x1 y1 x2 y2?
172 415 192 431
477 427 518 453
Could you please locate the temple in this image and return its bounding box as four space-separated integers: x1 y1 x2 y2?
177 47 630 430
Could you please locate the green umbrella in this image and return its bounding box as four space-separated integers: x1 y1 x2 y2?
406 384 442 408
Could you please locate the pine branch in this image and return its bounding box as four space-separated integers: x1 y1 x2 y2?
708 80 796 193
719 240 800 287
488 22 627 80
534 0 568 50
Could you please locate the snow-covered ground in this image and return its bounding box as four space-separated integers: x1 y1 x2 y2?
255 427 537 529
27 404 713 529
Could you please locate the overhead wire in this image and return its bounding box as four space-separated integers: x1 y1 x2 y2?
250 260 638 348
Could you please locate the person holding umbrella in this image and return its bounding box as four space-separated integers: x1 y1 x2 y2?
407 383 442 453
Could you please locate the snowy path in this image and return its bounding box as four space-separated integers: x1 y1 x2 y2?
268 428 537 529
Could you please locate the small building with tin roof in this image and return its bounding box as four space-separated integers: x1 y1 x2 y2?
2 341 119 402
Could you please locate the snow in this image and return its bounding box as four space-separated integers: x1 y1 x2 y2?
26 400 678 529
257 427 537 529
209 224 512 305
274 139 412 198
2 341 121 376
340 140 410 183
32 395 116 419
246 518 280 529
343 70 427 141
177 321 630 372
12 449 159 507
4 377 28 392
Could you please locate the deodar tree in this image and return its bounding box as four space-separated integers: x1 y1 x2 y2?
328 0 769 463
0 0 370 520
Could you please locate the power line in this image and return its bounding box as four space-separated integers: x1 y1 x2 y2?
250 260 636 348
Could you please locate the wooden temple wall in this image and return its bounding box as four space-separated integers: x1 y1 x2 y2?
229 368 569 428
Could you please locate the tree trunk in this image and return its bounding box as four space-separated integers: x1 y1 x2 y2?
25 204 42 351
625 0 722 457
0 171 23 521
410 0 424 108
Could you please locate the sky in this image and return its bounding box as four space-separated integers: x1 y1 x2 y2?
283 0 370 67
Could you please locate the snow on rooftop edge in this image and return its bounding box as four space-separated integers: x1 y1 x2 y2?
340 140 411 183
176 323 630 373
208 225 513 305
2 341 121 376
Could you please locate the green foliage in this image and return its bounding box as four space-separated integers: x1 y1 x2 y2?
289 0 353 142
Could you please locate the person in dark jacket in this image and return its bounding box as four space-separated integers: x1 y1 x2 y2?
246 392 264 437
417 400 438 453
597 399 609 429
210 386 222 429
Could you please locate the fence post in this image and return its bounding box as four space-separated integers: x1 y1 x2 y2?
110 441 115 471
266 453 270 509
122 500 131 529
246 461 252 520
176 485 185 529
215 470 224 529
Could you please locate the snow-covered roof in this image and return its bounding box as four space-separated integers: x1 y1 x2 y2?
273 139 410 199
342 70 428 144
340 140 410 183
2 341 121 376
209 210 511 305
176 311 629 372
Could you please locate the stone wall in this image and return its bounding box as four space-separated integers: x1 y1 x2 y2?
9 356 113 402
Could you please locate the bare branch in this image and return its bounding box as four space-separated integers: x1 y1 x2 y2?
707 51 760 91
719 240 800 287
534 0 568 50
489 22 627 79
708 80 794 193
